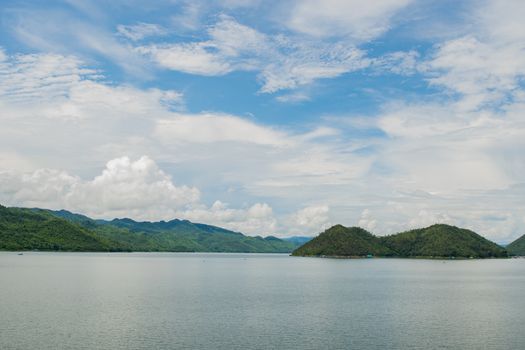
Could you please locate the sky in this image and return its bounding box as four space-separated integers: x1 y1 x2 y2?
0 0 524 242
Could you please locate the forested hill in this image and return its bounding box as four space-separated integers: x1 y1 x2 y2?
291 225 394 257
507 234 525 256
292 224 508 258
380 224 507 258
0 205 114 251
0 205 298 253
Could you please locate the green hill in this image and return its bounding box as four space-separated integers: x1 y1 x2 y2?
291 225 395 257
381 224 507 258
292 224 508 258
507 234 525 256
0 205 298 253
0 205 115 251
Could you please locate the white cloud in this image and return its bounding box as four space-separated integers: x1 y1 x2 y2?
138 43 232 76
257 40 368 93
0 51 184 173
208 15 268 56
424 36 525 110
275 92 311 103
372 50 420 75
287 0 414 40
407 210 452 230
290 205 330 234
0 156 278 236
220 0 261 8
422 0 525 111
9 8 150 77
154 113 289 146
375 102 517 192
177 201 277 235
70 156 200 218
138 16 368 92
117 22 167 41
0 53 98 105
0 168 78 209
0 52 182 123
358 209 377 231
0 156 200 221
171 2 204 31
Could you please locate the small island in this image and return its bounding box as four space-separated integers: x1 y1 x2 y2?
291 224 509 259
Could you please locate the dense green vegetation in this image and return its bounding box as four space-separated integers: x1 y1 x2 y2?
291 225 395 257
0 205 298 253
380 224 507 258
0 205 116 251
507 234 525 256
292 224 508 258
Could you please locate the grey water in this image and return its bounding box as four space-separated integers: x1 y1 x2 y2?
0 253 524 350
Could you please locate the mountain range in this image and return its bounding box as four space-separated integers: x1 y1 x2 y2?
2 204 523 257
0 205 299 253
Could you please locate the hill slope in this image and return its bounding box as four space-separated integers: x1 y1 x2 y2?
291 225 395 257
0 205 114 251
0 206 297 253
507 234 525 256
292 224 507 258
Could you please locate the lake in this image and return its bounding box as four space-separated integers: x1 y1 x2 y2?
1 252 524 350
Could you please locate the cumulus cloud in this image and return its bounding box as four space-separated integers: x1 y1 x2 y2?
0 156 281 236
0 168 78 209
358 209 377 231
69 156 201 219
0 156 200 220
289 205 331 234
177 201 277 235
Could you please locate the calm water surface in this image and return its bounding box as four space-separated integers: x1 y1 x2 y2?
0 252 524 350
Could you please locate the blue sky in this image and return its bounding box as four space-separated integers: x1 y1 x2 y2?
1 0 524 242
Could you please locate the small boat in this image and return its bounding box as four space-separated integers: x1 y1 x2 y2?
17 253 23 256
